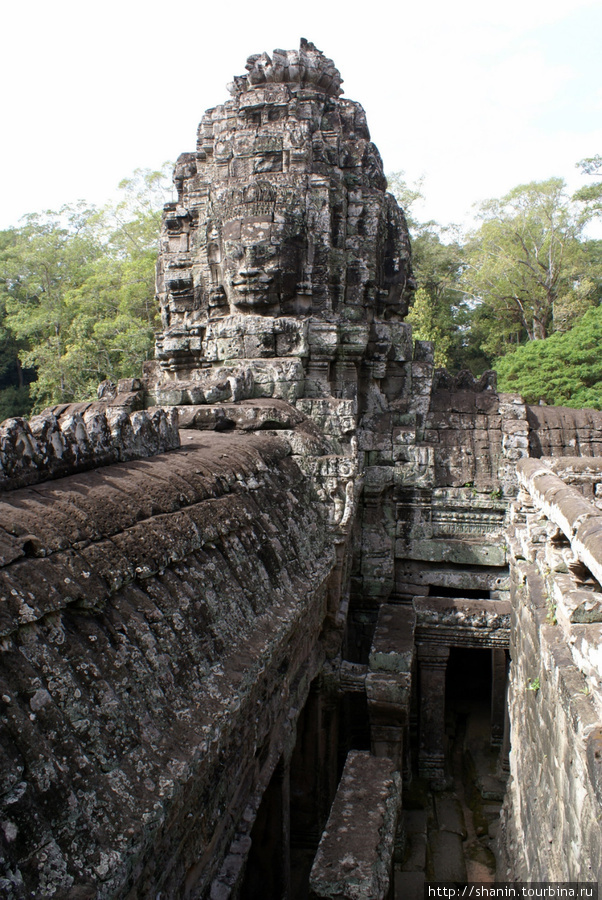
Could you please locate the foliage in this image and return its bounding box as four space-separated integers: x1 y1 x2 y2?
495 305 602 409
577 155 602 177
388 172 480 372
0 167 170 413
406 288 451 367
573 155 602 221
386 171 425 231
0 230 35 417
462 178 599 358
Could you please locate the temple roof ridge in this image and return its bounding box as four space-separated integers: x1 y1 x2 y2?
227 38 343 98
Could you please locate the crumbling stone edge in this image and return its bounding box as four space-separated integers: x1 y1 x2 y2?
0 405 180 491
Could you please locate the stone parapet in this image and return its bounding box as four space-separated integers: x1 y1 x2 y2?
0 405 179 492
309 751 401 900
501 456 602 880
516 457 602 588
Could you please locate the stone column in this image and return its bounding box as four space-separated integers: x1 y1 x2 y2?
491 648 508 748
498 681 511 779
417 641 450 789
366 605 415 770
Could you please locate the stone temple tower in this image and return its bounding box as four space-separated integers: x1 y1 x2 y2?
149 38 415 407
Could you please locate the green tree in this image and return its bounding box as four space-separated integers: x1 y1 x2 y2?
0 167 170 412
573 155 602 221
495 305 602 409
406 287 451 367
462 178 598 358
388 172 474 371
0 230 35 418
1 204 102 408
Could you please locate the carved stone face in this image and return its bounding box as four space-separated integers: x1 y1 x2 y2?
214 213 305 314
155 41 415 372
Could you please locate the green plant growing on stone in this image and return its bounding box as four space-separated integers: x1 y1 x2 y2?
527 677 541 692
490 487 503 500
546 595 558 625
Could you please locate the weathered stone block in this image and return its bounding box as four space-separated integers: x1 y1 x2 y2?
397 538 507 567
368 605 415 673
309 751 401 900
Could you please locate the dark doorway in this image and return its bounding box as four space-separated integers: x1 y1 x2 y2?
241 761 288 900
428 585 491 600
446 646 492 712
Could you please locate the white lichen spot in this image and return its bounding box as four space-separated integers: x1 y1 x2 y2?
94 849 121 879
30 689 52 712
17 602 37 623
156 775 175 799
1 820 17 842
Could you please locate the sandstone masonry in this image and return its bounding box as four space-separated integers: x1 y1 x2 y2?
1 40 602 899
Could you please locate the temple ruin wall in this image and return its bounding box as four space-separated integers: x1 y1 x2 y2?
501 457 602 881
0 432 340 899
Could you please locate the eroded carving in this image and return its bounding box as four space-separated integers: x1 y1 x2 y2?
153 39 415 382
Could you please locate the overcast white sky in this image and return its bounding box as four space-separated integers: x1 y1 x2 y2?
1 0 601 232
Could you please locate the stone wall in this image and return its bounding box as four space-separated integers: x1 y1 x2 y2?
0 431 338 899
527 405 602 459
0 403 179 492
500 458 602 881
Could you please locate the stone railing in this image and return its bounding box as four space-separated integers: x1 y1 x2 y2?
309 751 401 900
515 458 602 651
0 404 180 491
501 456 602 881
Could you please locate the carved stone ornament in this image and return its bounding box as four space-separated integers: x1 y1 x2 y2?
153 39 415 380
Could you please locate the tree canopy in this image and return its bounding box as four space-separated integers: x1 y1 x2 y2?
461 178 599 357
387 173 481 371
495 304 602 409
0 167 171 415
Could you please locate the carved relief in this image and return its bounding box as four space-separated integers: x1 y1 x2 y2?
153 39 415 377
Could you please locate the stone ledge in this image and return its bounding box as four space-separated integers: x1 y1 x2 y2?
413 597 511 648
309 751 401 900
0 406 180 492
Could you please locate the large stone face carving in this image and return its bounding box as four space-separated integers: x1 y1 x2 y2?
153 39 414 384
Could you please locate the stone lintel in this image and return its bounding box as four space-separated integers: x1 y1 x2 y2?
396 537 507 567
413 597 510 645
309 751 401 900
394 561 510 594
415 625 510 648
